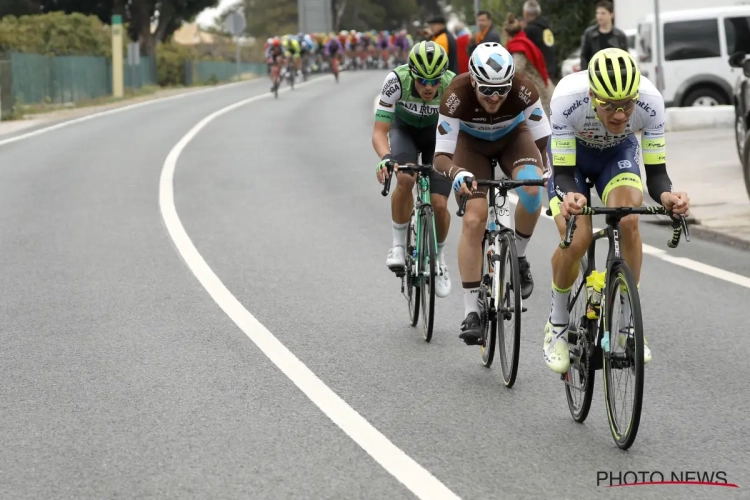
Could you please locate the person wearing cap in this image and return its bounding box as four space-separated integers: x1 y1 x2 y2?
522 0 557 79
428 16 458 74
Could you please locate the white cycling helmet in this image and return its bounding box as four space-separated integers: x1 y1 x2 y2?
469 42 515 85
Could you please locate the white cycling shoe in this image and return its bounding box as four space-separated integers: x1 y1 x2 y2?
543 320 570 374
386 246 405 271
435 263 452 298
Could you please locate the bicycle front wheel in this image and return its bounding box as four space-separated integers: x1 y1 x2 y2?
602 262 644 450
418 208 436 342
496 230 521 387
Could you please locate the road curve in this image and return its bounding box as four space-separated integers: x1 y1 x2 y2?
0 72 748 499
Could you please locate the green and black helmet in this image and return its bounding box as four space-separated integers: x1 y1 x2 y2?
408 41 448 80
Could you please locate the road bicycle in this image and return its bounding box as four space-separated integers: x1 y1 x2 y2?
381 162 438 342
550 204 689 449
455 172 545 387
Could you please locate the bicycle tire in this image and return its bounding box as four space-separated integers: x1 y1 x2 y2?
602 262 644 450
419 208 436 342
482 231 497 367
564 260 596 423
496 230 521 387
406 210 419 327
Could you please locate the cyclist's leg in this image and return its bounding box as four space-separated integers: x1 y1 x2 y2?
453 133 493 344
543 139 593 373
417 125 452 297
593 136 651 362
498 123 545 299
386 117 419 270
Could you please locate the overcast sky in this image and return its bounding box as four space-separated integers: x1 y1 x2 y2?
195 0 240 28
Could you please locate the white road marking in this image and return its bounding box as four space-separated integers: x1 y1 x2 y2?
160 77 461 500
0 79 264 147
371 97 750 289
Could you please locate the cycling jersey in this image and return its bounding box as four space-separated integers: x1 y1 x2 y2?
283 39 300 56
549 71 665 162
326 39 342 56
266 45 283 61
546 71 671 215
434 72 551 153
375 65 456 129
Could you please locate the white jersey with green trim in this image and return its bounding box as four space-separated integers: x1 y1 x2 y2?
549 71 666 165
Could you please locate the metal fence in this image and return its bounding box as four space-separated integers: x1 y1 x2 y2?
0 53 261 116
183 61 266 86
0 60 12 118
7 52 157 106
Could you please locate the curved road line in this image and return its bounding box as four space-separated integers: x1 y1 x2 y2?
0 79 256 148
159 77 461 499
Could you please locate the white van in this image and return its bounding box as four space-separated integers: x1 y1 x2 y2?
637 6 750 106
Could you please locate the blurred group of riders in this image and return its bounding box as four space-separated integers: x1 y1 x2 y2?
263 30 418 86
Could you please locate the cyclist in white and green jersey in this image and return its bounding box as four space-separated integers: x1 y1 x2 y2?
373 41 456 298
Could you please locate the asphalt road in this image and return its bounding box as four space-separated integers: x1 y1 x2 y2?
1 71 748 499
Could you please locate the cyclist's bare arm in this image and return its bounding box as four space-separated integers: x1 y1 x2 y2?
372 122 391 158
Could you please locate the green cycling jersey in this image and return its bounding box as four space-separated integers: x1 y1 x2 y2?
374 65 455 128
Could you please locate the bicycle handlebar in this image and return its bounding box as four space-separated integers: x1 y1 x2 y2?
555 205 690 249
380 161 434 197
455 176 546 217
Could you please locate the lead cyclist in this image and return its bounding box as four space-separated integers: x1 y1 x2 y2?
543 48 691 374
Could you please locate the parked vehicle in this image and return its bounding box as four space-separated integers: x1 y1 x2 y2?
729 50 750 199
637 6 750 107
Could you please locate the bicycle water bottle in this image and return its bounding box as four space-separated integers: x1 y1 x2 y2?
488 206 497 231
586 270 606 319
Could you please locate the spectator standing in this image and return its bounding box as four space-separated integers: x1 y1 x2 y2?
468 11 501 55
427 16 459 74
504 13 553 115
454 23 471 74
522 0 557 79
580 1 628 70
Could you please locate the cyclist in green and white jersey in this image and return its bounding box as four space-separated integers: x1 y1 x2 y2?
373 41 456 297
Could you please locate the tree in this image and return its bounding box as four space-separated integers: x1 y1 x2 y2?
0 0 41 19
7 0 221 55
245 0 296 38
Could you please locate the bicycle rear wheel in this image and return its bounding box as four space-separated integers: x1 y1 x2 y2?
602 262 644 450
564 258 596 423
406 210 419 327
496 230 521 387
419 208 436 342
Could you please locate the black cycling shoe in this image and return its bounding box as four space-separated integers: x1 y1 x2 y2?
518 256 534 299
459 312 483 346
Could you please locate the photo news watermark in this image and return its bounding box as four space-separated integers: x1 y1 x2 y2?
597 470 740 488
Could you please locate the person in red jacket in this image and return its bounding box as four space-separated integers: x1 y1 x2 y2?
453 23 470 74
504 13 553 114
